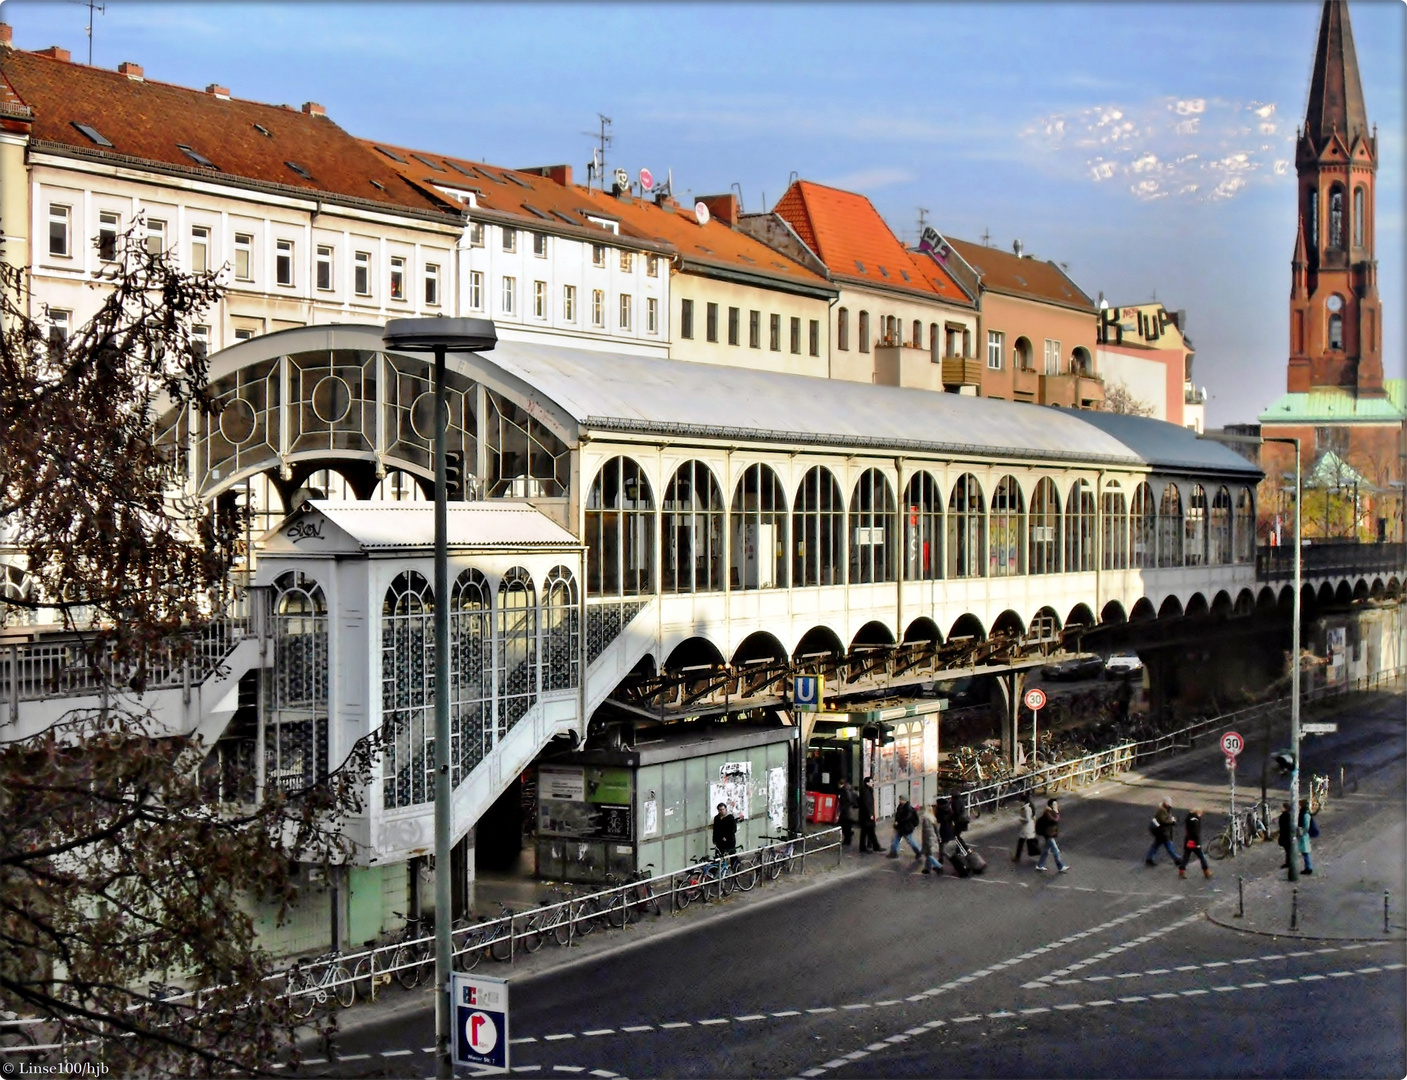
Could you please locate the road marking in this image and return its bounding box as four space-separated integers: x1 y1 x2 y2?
904 1027 928 1036
844 1051 869 1061
338 1054 371 1062
1299 974 1326 981
620 1025 654 1032
953 1015 982 1023
659 1021 691 1029
545 1033 576 1041
821 1058 849 1068
840 1003 872 1010
1271 978 1298 985
1180 989 1208 996
552 1069 585 1075
801 1071 828 1078
1087 1000 1115 1007
875 1000 902 1007
589 1071 618 1078
885 1035 909 1044
512 1037 539 1044
1212 986 1239 993
1118 996 1147 1003
1204 961 1228 968
698 1018 729 1025
807 1007 836 1014
866 1042 891 1051
1328 971 1354 978
1241 982 1268 989
303 1059 327 1066
583 1029 615 1036
1020 1007 1050 1015
511 1068 542 1074
1151 992 1180 999
736 1014 767 1022
987 1010 1016 1019
772 1011 801 1018
382 1049 413 1057
1054 1003 1084 1011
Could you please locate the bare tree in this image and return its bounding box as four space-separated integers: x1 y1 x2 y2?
1102 381 1156 418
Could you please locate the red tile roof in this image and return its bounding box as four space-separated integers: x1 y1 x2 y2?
946 237 1096 313
0 47 458 219
773 180 973 307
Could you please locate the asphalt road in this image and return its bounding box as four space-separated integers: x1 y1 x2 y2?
295 690 1406 1079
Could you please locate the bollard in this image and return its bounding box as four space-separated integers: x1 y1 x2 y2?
1290 887 1299 931
1386 891 1391 935
1236 875 1244 918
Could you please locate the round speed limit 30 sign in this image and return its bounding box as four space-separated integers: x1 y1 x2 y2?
1023 687 1047 711
1220 731 1245 757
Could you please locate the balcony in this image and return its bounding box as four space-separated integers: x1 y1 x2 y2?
1040 371 1105 409
940 356 982 394
1012 366 1039 400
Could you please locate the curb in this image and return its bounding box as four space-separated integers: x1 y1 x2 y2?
1204 903 1407 942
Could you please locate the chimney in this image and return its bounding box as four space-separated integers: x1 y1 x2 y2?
1012 238 1024 258
0 25 13 47
37 45 71 62
301 101 325 117
206 83 230 99
697 193 739 227
517 165 573 187
117 61 144 80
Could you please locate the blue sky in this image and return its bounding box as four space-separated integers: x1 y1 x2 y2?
3 0 1403 426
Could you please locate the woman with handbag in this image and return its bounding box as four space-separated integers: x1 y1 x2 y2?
1178 807 1211 879
1013 793 1038 864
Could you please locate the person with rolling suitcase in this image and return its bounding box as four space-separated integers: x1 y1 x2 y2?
954 833 987 876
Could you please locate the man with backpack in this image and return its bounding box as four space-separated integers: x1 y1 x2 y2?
887 794 922 859
1034 798 1069 872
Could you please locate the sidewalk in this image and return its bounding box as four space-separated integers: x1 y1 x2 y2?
1206 813 1407 941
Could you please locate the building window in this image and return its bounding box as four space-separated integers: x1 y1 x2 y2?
502 227 517 253
1328 186 1343 249
592 289 605 327
1029 478 1060 575
48 204 70 257
592 243 607 267
619 250 633 273
532 231 547 257
619 293 632 330
502 275 516 314
848 468 897 584
234 327 255 342
47 308 71 349
1328 313 1343 350
749 310 761 349
97 211 119 262
1131 482 1156 568
1101 483 1129 570
1209 485 1233 565
317 244 336 291
1184 484 1207 567
792 466 845 587
191 323 210 358
425 263 440 306
647 255 659 277
276 239 294 287
989 475 1025 577
1308 189 1318 245
731 463 789 589
389 255 405 300
469 222 484 247
534 280 547 318
837 307 849 350
859 311 870 353
354 251 371 296
585 456 655 597
727 306 740 346
1064 479 1096 572
706 302 719 343
145 219 166 257
1157 484 1183 568
809 319 820 357
1353 186 1365 248
1235 488 1255 563
662 461 726 593
187 225 208 275
680 298 694 339
469 270 484 310
790 316 801 354
234 233 253 281
562 284 576 322
930 323 940 361
1043 338 1061 375
946 473 985 579
904 472 943 581
646 297 658 334
987 330 1004 369
769 313 781 352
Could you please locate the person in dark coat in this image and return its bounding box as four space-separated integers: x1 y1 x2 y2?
936 797 955 868
1277 802 1294 869
888 794 922 858
1178 807 1210 879
1296 798 1314 875
711 803 738 855
1145 798 1179 865
838 778 858 847
858 776 880 853
1035 798 1068 872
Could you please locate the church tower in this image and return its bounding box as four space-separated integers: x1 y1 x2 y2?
1287 0 1383 398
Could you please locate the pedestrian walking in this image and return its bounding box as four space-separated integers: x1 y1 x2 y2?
1012 792 1038 864
1034 798 1068 872
1177 807 1211 879
1144 798 1179 865
838 778 858 848
858 776 880 853
1297 798 1314 875
919 802 944 875
711 802 738 856
1277 802 1294 869
888 794 922 858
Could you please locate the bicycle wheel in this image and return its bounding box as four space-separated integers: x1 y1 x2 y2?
675 873 701 909
521 913 546 953
352 955 376 1001
1208 831 1231 860
733 856 760 892
605 893 629 929
488 925 513 962
286 974 317 1021
331 964 356 1010
547 909 573 947
392 945 422 990
456 928 485 971
573 898 602 936
776 846 797 876
700 871 722 903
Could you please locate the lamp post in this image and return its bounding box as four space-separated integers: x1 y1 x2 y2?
1201 432 1301 881
382 317 497 1079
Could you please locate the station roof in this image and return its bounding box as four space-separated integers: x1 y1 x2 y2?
478 338 1261 476
262 501 580 554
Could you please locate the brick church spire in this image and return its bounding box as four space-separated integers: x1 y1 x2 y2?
1288 0 1383 398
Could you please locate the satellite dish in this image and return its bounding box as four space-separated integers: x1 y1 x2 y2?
694 200 710 226
639 167 654 192
613 167 629 190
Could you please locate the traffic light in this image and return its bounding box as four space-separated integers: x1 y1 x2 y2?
1273 750 1297 775
863 724 895 746
444 450 464 501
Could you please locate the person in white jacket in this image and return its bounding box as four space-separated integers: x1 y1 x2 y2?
1012 793 1037 864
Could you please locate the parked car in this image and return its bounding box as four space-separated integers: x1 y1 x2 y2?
1103 651 1144 680
1041 655 1105 681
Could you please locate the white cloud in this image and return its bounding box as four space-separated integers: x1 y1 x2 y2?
1021 94 1296 203
816 166 916 192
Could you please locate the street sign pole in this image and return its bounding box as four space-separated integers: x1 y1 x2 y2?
1023 688 1047 772
1229 756 1236 856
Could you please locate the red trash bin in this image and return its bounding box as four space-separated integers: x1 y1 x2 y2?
806 790 838 824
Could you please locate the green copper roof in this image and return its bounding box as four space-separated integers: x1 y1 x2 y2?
1259 380 1405 424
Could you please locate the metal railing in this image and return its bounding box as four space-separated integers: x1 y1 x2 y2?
1256 541 1405 581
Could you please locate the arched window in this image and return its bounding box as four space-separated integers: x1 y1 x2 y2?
382 570 434 808
849 468 897 584
929 323 939 362
662 461 725 593
497 568 537 734
1101 482 1128 570
1209 486 1233 565
0 565 36 628
1235 487 1256 563
989 475 1024 577
1308 189 1318 245
541 566 580 692
903 471 943 581
793 466 845 586
1029 478 1060 575
884 315 898 346
1064 479 1096 572
1328 299 1344 350
270 571 328 795
1013 336 1033 371
911 320 922 348
1158 484 1183 567
585 456 655 597
837 307 849 351
450 568 492 780
858 311 871 353
1131 482 1156 568
1328 185 1343 248
1353 186 1365 247
731 463 788 589
1185 484 1207 566
946 473 985 579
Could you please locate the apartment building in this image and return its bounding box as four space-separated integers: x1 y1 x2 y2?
1097 301 1203 430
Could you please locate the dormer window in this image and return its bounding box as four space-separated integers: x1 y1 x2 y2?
72 122 112 147
412 153 444 172
253 123 272 138
177 144 215 168
375 145 407 163
285 161 314 180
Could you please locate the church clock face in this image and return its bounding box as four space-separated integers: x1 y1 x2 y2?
1326 294 1344 313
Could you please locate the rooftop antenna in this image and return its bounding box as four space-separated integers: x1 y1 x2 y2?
582 113 612 191
980 227 991 247
730 181 745 213
916 207 929 246
66 0 105 65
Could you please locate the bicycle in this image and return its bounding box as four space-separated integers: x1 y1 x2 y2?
1309 773 1330 815
389 912 434 989
605 864 667 926
1208 815 1245 860
761 831 800 879
0 1010 38 1056
674 851 729 908
284 951 355 1019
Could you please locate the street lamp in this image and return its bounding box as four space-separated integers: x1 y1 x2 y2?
1201 432 1302 882
382 317 497 1079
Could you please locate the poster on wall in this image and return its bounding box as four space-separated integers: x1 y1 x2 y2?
539 766 585 802
767 766 787 830
710 761 752 818
586 767 632 804
1327 626 1346 686
642 799 658 838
